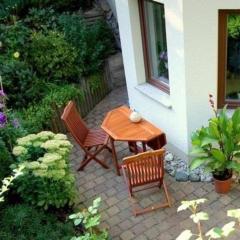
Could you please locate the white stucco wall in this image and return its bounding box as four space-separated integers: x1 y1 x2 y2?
115 0 189 153
115 0 240 155
183 0 240 149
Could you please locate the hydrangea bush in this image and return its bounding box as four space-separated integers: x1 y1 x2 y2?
12 131 76 209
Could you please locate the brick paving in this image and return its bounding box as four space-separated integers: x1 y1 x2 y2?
70 87 240 240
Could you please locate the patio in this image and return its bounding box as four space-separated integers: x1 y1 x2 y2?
71 87 240 240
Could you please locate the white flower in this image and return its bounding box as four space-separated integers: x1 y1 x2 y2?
37 131 55 140
13 51 20 58
54 133 67 140
41 153 62 163
12 146 27 156
17 134 38 146
25 161 40 169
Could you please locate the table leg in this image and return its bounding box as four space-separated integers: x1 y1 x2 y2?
110 137 120 176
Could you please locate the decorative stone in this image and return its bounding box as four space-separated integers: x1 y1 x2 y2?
165 153 174 162
189 173 200 182
200 173 213 182
175 171 189 182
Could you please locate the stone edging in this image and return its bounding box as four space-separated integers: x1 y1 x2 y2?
164 152 213 182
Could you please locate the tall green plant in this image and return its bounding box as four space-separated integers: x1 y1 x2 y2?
59 14 114 76
190 95 240 179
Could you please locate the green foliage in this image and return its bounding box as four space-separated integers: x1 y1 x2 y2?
0 166 24 202
24 7 59 32
190 104 240 179
0 21 30 55
177 199 240 240
12 131 76 209
59 13 114 75
0 204 75 240
0 59 47 109
228 15 240 39
19 84 82 132
27 31 79 83
0 111 27 151
0 138 14 181
70 198 109 240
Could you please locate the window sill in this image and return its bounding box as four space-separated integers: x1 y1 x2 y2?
135 83 172 109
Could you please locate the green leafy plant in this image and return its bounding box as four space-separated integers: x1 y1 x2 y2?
19 84 82 132
0 21 30 56
59 14 114 76
0 165 24 202
190 94 240 180
177 199 240 240
0 203 75 240
0 138 14 181
24 7 59 32
27 31 79 83
12 131 76 209
69 197 108 240
0 59 47 109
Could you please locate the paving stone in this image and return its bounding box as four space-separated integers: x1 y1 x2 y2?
70 87 240 239
120 230 135 240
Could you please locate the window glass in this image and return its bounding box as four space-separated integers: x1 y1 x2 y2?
143 1 169 85
226 14 240 100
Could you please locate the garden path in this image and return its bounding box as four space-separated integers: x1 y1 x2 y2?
71 86 240 240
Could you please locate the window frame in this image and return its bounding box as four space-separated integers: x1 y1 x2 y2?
218 9 240 108
138 0 170 94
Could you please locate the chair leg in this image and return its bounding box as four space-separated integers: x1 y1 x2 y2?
162 181 171 207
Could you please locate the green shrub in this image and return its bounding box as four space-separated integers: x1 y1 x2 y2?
0 58 47 109
0 112 27 151
0 204 75 240
12 131 76 209
19 84 82 132
0 138 13 181
24 7 59 32
0 21 30 56
27 31 79 83
59 14 114 75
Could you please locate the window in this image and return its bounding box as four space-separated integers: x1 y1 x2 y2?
139 0 169 93
218 10 240 108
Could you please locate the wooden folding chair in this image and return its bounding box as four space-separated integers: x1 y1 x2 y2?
122 149 171 216
61 101 112 171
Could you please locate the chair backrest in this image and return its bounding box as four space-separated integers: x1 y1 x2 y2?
61 101 89 147
122 149 165 188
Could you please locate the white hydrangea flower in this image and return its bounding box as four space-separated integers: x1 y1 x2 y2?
25 161 40 169
17 134 38 146
33 170 46 177
37 131 55 140
54 133 67 140
12 146 27 156
41 153 62 163
41 139 72 150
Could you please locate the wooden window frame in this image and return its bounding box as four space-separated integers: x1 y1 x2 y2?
218 10 240 108
138 0 170 94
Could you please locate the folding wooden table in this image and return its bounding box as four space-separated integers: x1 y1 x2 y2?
101 106 167 175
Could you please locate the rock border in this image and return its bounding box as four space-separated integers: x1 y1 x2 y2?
164 152 213 182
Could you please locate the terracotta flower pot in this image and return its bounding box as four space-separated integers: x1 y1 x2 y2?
214 176 232 194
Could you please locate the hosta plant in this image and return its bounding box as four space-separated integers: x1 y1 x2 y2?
12 131 76 209
190 94 240 181
177 199 240 240
70 197 108 240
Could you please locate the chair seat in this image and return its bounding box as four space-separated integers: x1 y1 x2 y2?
84 128 109 147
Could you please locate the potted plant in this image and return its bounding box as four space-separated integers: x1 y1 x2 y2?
190 94 240 193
